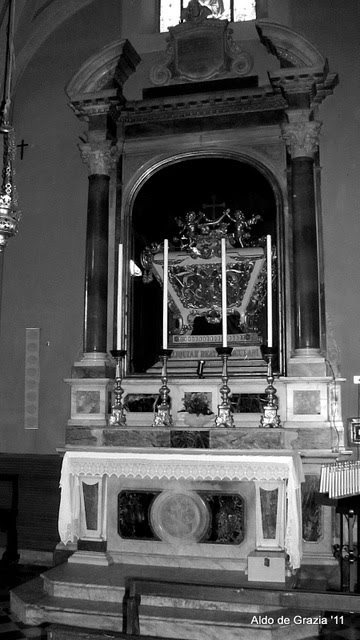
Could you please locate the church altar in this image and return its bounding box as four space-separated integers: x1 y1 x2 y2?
58 449 304 574
7 7 351 639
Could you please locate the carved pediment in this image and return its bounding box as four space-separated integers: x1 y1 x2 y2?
150 13 252 85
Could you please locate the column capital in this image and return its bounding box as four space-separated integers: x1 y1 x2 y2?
80 140 119 176
281 120 322 159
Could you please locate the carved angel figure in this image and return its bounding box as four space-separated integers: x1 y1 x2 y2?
181 0 211 22
229 209 261 247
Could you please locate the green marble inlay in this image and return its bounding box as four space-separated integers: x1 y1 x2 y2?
170 430 209 448
302 475 322 542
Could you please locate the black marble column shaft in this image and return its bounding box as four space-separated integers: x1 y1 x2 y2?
83 174 109 354
291 157 320 350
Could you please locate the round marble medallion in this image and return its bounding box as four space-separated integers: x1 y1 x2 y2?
150 490 210 544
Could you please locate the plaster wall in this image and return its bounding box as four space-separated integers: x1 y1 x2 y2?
291 0 360 426
0 1 126 452
0 0 358 453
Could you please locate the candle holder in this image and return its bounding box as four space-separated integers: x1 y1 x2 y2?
153 349 173 427
259 345 281 428
215 346 234 428
197 359 205 378
108 349 127 427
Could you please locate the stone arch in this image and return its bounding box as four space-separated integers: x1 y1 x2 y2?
123 150 286 373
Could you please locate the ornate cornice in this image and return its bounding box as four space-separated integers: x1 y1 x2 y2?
79 141 120 175
269 67 338 109
281 121 322 159
118 90 286 125
256 22 338 110
68 89 118 122
66 39 141 123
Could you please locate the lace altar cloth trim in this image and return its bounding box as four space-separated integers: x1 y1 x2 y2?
58 451 304 569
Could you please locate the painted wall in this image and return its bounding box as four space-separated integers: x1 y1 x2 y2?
0 0 359 452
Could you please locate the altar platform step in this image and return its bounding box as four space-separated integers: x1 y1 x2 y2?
10 579 316 640
10 562 360 640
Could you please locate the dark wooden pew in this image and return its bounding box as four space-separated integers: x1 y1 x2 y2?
0 473 19 564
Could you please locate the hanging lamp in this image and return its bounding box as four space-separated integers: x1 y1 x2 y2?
0 0 20 250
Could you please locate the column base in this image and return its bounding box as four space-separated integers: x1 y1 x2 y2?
75 352 109 365
64 377 114 429
71 353 115 379
288 350 327 376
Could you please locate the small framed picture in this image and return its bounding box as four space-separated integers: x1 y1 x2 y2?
349 418 360 444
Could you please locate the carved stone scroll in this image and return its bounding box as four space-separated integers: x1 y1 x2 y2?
150 16 252 85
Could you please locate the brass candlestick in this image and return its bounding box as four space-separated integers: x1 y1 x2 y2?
153 348 173 427
215 346 234 428
109 349 127 427
260 345 281 428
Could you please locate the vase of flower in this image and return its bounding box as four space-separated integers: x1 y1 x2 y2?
180 392 213 428
183 412 213 428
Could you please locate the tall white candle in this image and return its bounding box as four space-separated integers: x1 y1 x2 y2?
116 243 123 349
162 239 169 350
266 234 273 348
221 237 227 348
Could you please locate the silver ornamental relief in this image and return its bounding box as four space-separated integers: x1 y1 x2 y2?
170 261 254 310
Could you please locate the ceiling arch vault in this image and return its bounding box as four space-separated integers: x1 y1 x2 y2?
1 0 96 90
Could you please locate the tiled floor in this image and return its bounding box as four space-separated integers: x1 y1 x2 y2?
2 564 360 639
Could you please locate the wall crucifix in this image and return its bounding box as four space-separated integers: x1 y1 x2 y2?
17 139 29 160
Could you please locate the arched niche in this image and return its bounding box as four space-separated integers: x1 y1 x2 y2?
126 155 283 374
66 17 337 378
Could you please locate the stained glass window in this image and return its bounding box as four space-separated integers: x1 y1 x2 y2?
160 0 256 32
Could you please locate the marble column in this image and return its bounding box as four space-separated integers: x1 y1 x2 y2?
80 140 118 359
282 120 322 356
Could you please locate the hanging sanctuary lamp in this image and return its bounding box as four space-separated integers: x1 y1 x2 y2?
0 0 20 251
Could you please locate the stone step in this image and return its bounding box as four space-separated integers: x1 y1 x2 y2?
35 564 296 611
42 569 125 603
40 565 279 614
11 578 124 630
11 578 320 640
140 606 322 640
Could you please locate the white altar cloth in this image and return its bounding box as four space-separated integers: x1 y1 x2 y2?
58 450 304 569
